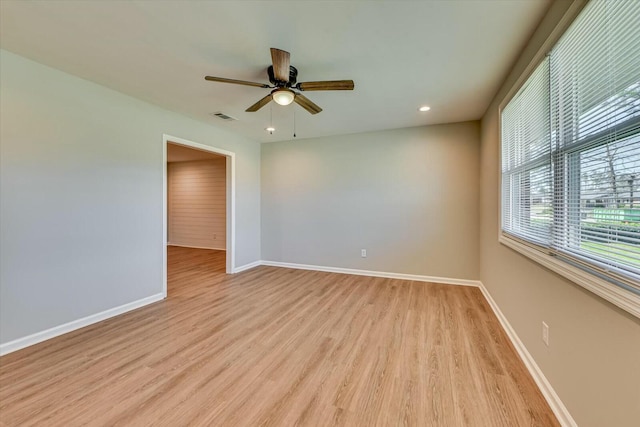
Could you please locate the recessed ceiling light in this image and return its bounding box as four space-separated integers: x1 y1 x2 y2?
418 106 431 112
265 127 276 134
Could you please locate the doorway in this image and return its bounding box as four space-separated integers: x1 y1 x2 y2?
163 135 235 297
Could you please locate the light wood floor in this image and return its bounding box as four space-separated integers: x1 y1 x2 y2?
0 246 558 426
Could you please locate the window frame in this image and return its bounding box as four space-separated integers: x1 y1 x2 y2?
497 0 640 319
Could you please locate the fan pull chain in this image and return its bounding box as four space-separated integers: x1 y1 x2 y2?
293 108 296 138
269 104 274 135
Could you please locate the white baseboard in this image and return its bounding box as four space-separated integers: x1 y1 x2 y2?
233 260 262 273
167 243 226 251
260 260 482 287
478 283 577 427
0 293 165 356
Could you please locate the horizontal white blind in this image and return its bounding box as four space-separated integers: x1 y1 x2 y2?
562 136 640 280
550 0 640 285
501 0 640 288
501 58 552 245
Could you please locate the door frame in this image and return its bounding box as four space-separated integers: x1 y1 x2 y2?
162 134 236 297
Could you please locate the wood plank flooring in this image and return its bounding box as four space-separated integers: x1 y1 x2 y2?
0 246 558 426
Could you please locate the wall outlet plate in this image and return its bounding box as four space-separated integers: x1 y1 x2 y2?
542 321 549 346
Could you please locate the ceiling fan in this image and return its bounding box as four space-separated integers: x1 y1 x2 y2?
204 48 354 115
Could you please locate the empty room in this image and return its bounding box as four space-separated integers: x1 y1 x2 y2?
0 1 638 426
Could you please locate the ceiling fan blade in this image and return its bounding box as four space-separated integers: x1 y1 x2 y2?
297 80 355 91
245 94 273 112
205 76 270 88
270 48 291 82
294 93 322 115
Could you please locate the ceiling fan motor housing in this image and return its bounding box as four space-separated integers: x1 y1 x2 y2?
268 65 298 87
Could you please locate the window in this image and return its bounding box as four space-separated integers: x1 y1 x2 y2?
501 0 640 310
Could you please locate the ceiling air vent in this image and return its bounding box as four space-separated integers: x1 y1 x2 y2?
210 112 238 121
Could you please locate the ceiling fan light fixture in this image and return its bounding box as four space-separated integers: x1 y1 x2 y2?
418 105 431 112
272 88 295 106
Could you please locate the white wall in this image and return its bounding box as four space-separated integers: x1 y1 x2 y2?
168 158 226 250
261 123 480 280
479 1 640 426
0 50 261 346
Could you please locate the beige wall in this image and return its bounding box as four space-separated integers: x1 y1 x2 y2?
479 1 640 426
168 158 226 250
261 122 480 280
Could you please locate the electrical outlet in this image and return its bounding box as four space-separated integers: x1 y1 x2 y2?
542 322 550 346
361 249 367 258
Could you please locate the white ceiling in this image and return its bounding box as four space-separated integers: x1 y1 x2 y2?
0 0 550 143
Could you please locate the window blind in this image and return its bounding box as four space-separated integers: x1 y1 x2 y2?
501 58 552 246
501 0 640 289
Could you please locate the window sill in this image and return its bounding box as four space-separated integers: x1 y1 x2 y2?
499 234 640 319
